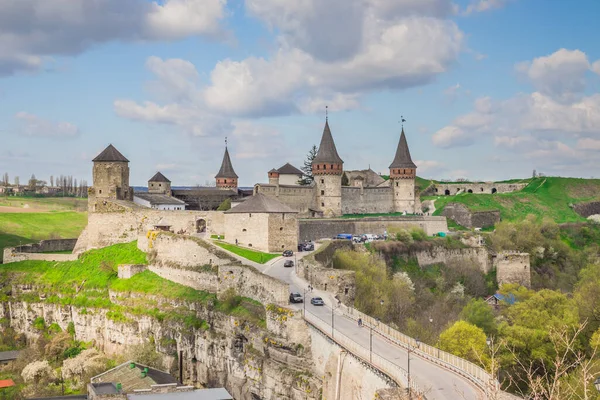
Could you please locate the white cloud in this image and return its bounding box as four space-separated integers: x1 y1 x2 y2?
231 120 284 159
461 0 514 15
15 112 80 138
415 160 444 173
432 126 472 148
576 138 600 151
0 0 228 76
516 49 591 102
591 60 600 76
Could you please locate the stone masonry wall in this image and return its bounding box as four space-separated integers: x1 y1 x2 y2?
414 246 492 273
267 213 298 253
297 259 356 305
341 187 394 214
219 265 289 305
423 182 527 196
147 265 219 293
141 232 233 268
255 185 316 217
224 213 270 252
117 264 148 279
2 238 78 264
298 216 448 241
493 251 531 288
442 202 500 228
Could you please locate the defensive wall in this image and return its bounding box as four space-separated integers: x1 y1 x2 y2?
413 246 492 273
493 251 531 288
254 184 315 216
341 187 394 214
298 216 448 241
422 182 527 196
2 239 78 264
74 201 225 253
441 202 501 228
136 233 289 306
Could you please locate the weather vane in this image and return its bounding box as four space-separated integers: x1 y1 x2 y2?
225 136 228 147
326 105 328 121
401 116 406 128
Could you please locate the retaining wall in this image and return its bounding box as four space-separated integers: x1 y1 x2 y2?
2 239 78 264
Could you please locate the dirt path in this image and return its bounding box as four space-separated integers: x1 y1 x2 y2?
0 206 49 213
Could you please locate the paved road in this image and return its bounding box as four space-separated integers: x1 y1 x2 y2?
263 250 482 400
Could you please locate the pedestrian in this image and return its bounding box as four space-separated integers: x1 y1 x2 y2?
358 318 362 327
235 239 238 246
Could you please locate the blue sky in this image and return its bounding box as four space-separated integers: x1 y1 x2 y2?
1 0 599 187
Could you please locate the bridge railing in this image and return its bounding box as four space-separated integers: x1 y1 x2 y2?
340 304 491 391
303 308 423 395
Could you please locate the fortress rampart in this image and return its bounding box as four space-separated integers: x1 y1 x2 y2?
341 187 394 214
422 182 527 196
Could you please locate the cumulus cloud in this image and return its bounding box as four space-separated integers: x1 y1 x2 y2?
15 112 80 138
415 160 444 173
0 0 227 76
461 0 514 15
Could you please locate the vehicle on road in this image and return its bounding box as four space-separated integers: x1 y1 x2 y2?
282 250 293 257
303 242 314 251
310 297 325 306
284 260 294 268
289 293 303 303
297 243 304 252
336 233 353 240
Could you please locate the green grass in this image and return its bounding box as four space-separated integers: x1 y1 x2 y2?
210 234 224 239
0 196 88 211
427 177 600 223
213 241 279 264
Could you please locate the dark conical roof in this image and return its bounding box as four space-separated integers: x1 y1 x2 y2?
313 120 343 164
277 163 303 175
92 144 129 162
389 128 417 169
215 147 238 179
149 172 171 183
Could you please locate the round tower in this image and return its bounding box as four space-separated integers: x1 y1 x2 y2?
215 144 238 190
312 117 343 217
389 128 417 213
148 172 171 196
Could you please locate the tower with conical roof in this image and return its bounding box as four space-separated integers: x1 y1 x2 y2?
148 172 171 195
91 144 132 202
389 127 417 213
215 142 238 190
312 112 344 217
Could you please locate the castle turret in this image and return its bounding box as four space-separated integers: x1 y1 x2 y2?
312 117 343 217
91 144 132 201
268 168 280 186
389 128 417 213
148 172 171 195
215 145 238 190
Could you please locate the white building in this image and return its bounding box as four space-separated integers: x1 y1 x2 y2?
133 192 186 211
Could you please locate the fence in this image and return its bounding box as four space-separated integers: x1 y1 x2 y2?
303 308 423 396
340 304 491 391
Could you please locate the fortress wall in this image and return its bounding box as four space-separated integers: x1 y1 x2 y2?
442 202 500 228
224 213 270 252
147 265 219 292
297 257 356 305
140 232 233 268
219 265 289 305
298 216 448 241
493 251 531 288
341 187 394 214
2 239 78 264
267 213 298 252
74 207 225 253
424 182 527 196
414 247 492 273
256 185 315 216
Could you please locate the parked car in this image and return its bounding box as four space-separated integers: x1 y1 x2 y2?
303 242 314 251
283 250 293 257
284 260 294 268
310 297 325 306
297 243 305 252
289 293 303 303
336 233 353 240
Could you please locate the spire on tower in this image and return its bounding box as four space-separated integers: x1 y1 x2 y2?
389 123 416 169
313 111 343 165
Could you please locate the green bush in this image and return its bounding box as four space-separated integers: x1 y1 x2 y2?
33 317 46 332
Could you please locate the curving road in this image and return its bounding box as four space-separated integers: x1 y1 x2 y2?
259 250 482 400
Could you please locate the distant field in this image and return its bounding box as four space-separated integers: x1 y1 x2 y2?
427 177 600 223
0 196 88 262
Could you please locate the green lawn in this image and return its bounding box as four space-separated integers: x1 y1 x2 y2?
0 212 88 262
213 241 280 264
0 196 88 212
0 242 266 327
427 177 600 223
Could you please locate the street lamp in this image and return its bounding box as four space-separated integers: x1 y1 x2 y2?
370 319 379 363
407 338 420 400
594 376 600 392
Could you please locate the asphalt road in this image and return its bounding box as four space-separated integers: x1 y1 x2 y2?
262 250 482 400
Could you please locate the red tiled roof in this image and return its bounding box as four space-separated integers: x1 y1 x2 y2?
0 379 15 388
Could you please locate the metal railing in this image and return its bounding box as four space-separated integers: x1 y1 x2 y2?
303 308 423 395
340 304 491 391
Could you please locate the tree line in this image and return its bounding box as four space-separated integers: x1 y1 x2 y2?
1 172 89 197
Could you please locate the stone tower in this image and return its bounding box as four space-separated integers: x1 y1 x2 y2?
148 172 171 195
389 128 417 213
91 144 132 202
215 145 238 190
268 168 280 186
312 117 343 217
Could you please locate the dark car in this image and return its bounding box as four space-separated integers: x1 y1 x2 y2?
310 297 325 306
284 260 294 268
297 243 305 252
283 250 293 257
289 293 303 303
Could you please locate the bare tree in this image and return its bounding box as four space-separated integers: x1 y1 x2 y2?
50 175 54 187
14 176 20 186
2 172 8 186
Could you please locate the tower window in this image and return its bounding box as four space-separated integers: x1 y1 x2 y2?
324 165 327 170
396 182 398 187
224 179 227 183
321 190 325 195
321 202 324 207
321 179 324 184
159 183 162 187
330 164 333 169
99 190 102 194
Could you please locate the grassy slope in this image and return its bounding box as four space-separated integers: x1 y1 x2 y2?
0 196 88 212
0 242 265 326
214 241 279 264
427 177 600 223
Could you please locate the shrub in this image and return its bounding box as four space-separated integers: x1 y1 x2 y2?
33 317 46 332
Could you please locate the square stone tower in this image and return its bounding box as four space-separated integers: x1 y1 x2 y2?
148 172 171 195
90 144 132 203
389 128 417 214
312 117 343 217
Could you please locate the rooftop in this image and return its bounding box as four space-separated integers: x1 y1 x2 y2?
91 361 178 392
277 163 303 175
313 119 343 164
149 172 171 183
0 379 15 388
92 144 129 163
215 147 238 179
389 128 417 169
0 350 20 362
127 388 233 400
134 192 186 206
225 193 297 214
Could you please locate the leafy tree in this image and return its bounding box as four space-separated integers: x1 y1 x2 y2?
341 173 349 186
460 298 497 335
438 320 488 364
217 198 231 211
299 145 317 185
